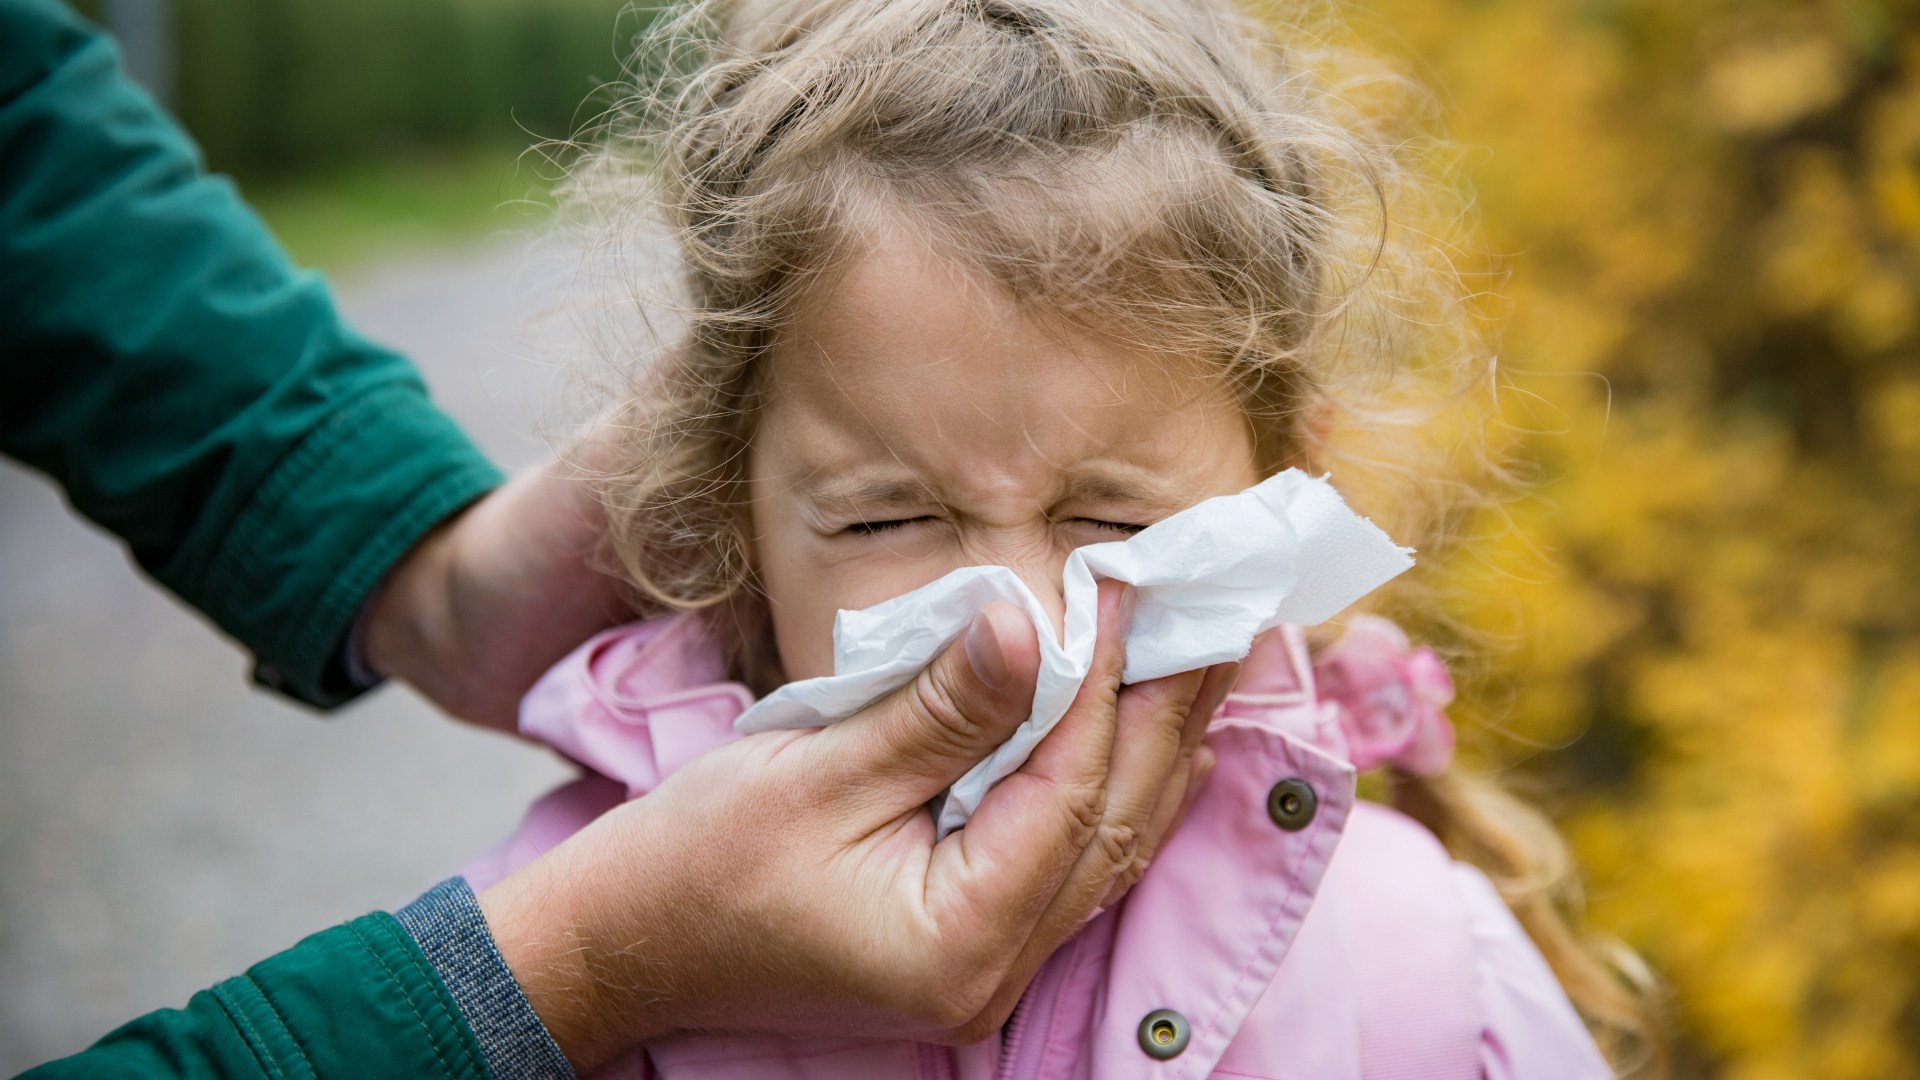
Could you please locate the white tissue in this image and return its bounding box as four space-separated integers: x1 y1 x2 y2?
734 469 1414 835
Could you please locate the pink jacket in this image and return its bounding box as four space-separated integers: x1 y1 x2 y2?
458 616 1612 1080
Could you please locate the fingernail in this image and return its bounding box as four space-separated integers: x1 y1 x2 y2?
966 611 1011 690
1116 583 1138 631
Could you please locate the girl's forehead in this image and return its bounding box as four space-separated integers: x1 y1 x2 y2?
756 228 1256 500
770 223 1234 417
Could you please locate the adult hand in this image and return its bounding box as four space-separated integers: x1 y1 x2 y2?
360 451 630 732
478 580 1239 1072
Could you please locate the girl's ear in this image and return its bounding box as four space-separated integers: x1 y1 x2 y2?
1304 396 1337 448
1279 394 1336 473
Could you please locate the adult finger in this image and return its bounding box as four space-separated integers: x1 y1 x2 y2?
974 655 1235 1027
1134 661 1238 861
1167 745 1217 852
1100 666 1234 909
1022 666 1205 933
926 582 1133 935
984 579 1134 812
809 600 1041 816
1046 656 1238 911
938 581 1141 1031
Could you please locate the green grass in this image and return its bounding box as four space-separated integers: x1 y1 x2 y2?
244 145 559 276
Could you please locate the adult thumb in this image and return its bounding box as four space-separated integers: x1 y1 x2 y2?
812 601 1041 814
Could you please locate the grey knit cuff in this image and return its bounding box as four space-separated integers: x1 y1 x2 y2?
397 877 577 1080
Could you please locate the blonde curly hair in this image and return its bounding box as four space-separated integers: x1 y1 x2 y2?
554 0 1662 1068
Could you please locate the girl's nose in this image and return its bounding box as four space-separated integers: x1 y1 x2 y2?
1017 564 1069 643
959 527 1073 643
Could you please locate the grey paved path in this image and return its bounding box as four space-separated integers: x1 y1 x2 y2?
0 239 586 1069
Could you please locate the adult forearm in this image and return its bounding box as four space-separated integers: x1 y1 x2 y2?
0 0 501 707
20 904 513 1080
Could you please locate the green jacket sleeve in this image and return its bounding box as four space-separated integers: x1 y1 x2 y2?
0 0 504 707
20 913 493 1080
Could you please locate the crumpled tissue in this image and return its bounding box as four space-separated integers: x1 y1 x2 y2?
734 468 1414 835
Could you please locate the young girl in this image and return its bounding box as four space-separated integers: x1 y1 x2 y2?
459 0 1659 1073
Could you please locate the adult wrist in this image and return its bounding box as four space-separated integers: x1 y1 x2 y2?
397 878 576 1080
360 514 460 696
223 385 501 709
477 831 683 1072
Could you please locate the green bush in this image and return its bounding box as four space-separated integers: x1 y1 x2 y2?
168 0 640 178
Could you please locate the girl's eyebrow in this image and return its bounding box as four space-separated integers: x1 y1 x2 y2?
805 472 1184 511
804 475 939 508
1059 474 1179 506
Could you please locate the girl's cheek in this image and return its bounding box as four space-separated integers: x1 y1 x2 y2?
814 540 964 612
770 563 954 681
763 536 967 681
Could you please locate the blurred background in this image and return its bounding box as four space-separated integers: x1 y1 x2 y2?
2 0 1917 1077
1356 3 1920 1077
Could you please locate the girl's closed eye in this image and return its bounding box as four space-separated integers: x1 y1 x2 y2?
1073 517 1148 535
842 517 935 535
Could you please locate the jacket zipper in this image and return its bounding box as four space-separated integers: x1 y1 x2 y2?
998 944 1074 1080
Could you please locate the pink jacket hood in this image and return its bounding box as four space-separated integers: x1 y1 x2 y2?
458 617 1611 1080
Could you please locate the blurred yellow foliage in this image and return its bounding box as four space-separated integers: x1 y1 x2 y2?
1347 0 1920 1074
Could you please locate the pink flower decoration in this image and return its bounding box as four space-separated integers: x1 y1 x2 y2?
1312 615 1456 777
